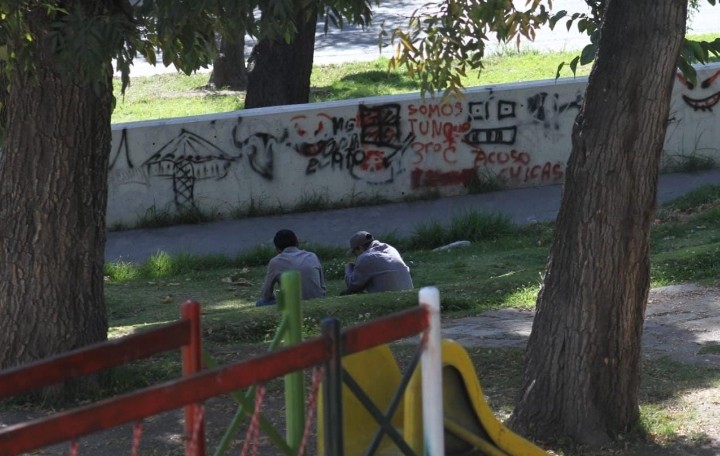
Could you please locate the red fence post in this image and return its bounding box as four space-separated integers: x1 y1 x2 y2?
182 300 205 456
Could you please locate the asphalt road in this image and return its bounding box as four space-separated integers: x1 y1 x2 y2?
121 0 720 76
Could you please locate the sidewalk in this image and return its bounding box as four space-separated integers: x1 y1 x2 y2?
105 168 720 263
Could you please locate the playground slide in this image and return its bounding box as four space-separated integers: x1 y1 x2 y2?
317 344 406 455
403 339 547 455
317 340 547 455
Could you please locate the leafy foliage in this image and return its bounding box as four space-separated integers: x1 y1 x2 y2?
387 0 553 96
387 0 720 95
0 0 376 99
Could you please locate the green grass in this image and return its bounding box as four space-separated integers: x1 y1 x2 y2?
104 185 720 345
111 33 719 124
110 49 595 124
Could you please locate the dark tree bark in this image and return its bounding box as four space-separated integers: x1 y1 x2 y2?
244 4 318 108
209 33 248 90
0 6 111 374
508 0 687 445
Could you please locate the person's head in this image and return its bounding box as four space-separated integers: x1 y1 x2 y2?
274 229 299 252
349 231 373 256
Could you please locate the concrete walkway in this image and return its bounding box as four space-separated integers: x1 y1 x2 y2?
442 284 720 368
106 168 720 264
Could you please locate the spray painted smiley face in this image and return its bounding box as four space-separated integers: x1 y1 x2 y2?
677 69 720 112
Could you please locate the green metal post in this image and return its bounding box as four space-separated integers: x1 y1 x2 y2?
280 270 305 453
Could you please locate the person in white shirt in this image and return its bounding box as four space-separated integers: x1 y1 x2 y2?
256 229 327 306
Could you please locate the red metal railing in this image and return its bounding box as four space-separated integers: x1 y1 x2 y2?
0 303 429 456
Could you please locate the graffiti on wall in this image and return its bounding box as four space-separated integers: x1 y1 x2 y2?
110 92 584 210
526 91 583 138
291 103 414 184
409 90 582 190
678 69 720 111
408 101 470 166
105 63 720 229
463 99 517 146
232 119 284 181
143 129 238 209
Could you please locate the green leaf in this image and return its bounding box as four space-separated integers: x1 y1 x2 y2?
677 59 698 87
580 43 596 65
549 10 567 30
569 55 580 76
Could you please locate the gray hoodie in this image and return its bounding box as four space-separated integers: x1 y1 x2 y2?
344 240 413 293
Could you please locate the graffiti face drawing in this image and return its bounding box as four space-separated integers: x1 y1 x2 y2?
678 70 720 112
463 97 518 146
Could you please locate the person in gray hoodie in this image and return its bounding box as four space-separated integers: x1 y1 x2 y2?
257 229 327 306
343 231 413 294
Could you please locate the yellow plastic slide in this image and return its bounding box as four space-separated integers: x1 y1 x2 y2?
317 340 547 455
403 339 547 455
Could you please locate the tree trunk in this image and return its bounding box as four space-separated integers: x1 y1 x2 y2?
509 0 687 445
244 4 318 108
0 9 111 377
209 33 248 90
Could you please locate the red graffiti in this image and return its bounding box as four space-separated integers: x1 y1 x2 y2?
408 119 470 143
411 168 476 189
361 150 386 172
499 162 564 183
411 142 457 165
407 102 463 118
473 149 530 166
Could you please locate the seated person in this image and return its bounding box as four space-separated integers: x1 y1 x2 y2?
343 231 413 294
256 229 327 306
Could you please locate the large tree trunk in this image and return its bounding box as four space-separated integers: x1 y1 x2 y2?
509 0 687 444
244 4 318 108
209 33 248 90
0 8 111 377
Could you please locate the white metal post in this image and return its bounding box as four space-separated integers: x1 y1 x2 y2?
420 286 444 455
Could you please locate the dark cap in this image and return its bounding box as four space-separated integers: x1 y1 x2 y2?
349 231 373 250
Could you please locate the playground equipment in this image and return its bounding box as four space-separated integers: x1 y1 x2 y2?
404 339 547 455
317 339 547 456
0 272 545 455
0 300 206 455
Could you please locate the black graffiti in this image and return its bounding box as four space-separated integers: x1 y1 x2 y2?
498 100 516 120
678 69 720 112
298 135 365 175
463 127 517 145
359 103 401 146
468 101 490 121
292 104 414 184
109 129 133 170
527 92 583 130
144 128 237 209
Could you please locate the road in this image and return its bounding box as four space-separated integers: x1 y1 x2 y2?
120 0 720 76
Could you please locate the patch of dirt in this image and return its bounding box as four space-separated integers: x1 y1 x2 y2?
1 285 719 455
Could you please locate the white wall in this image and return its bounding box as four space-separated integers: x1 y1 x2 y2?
108 63 720 228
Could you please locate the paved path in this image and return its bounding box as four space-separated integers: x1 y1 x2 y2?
442 284 720 368
106 168 720 263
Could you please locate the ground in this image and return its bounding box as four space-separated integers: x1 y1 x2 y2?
1 284 718 455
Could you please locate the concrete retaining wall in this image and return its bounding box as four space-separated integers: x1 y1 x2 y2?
108 62 720 228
